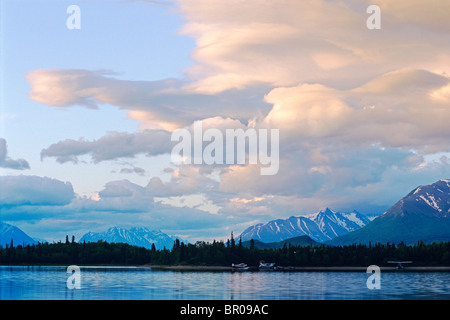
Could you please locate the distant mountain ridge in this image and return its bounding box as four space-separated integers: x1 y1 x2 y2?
329 179 450 245
0 221 37 248
3 179 449 249
79 226 186 250
239 208 373 243
242 235 321 249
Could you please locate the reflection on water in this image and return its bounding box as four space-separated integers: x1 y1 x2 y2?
0 266 449 300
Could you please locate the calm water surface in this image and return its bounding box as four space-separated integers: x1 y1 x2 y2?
0 266 449 300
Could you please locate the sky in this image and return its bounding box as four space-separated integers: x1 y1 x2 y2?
1 0 450 243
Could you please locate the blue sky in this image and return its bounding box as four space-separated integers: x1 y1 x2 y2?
1 0 192 142
1 0 450 243
1 0 193 191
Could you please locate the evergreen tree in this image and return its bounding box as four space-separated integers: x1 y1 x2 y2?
230 232 235 249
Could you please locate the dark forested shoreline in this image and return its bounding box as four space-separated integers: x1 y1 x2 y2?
1 234 450 267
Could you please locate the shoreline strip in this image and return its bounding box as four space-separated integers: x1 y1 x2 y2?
143 265 450 272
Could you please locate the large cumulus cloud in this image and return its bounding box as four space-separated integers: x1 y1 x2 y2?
264 69 450 152
178 0 450 92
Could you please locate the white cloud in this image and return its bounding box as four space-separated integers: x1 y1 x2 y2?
0 138 30 170
178 0 450 92
264 69 450 152
377 0 450 33
40 129 172 164
26 69 272 131
0 175 74 206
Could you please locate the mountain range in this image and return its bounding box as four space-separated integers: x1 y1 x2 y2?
240 179 450 246
0 222 185 250
79 226 187 250
239 208 373 243
2 179 449 249
328 179 450 245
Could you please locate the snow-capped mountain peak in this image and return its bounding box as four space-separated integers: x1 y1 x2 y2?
79 226 187 250
330 179 450 245
239 209 372 243
405 179 450 218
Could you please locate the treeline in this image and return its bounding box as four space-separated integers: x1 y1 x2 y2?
1 235 450 266
0 239 152 265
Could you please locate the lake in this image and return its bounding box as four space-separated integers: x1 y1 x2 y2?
0 265 449 300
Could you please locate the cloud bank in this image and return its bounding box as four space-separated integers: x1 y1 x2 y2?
0 175 74 207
